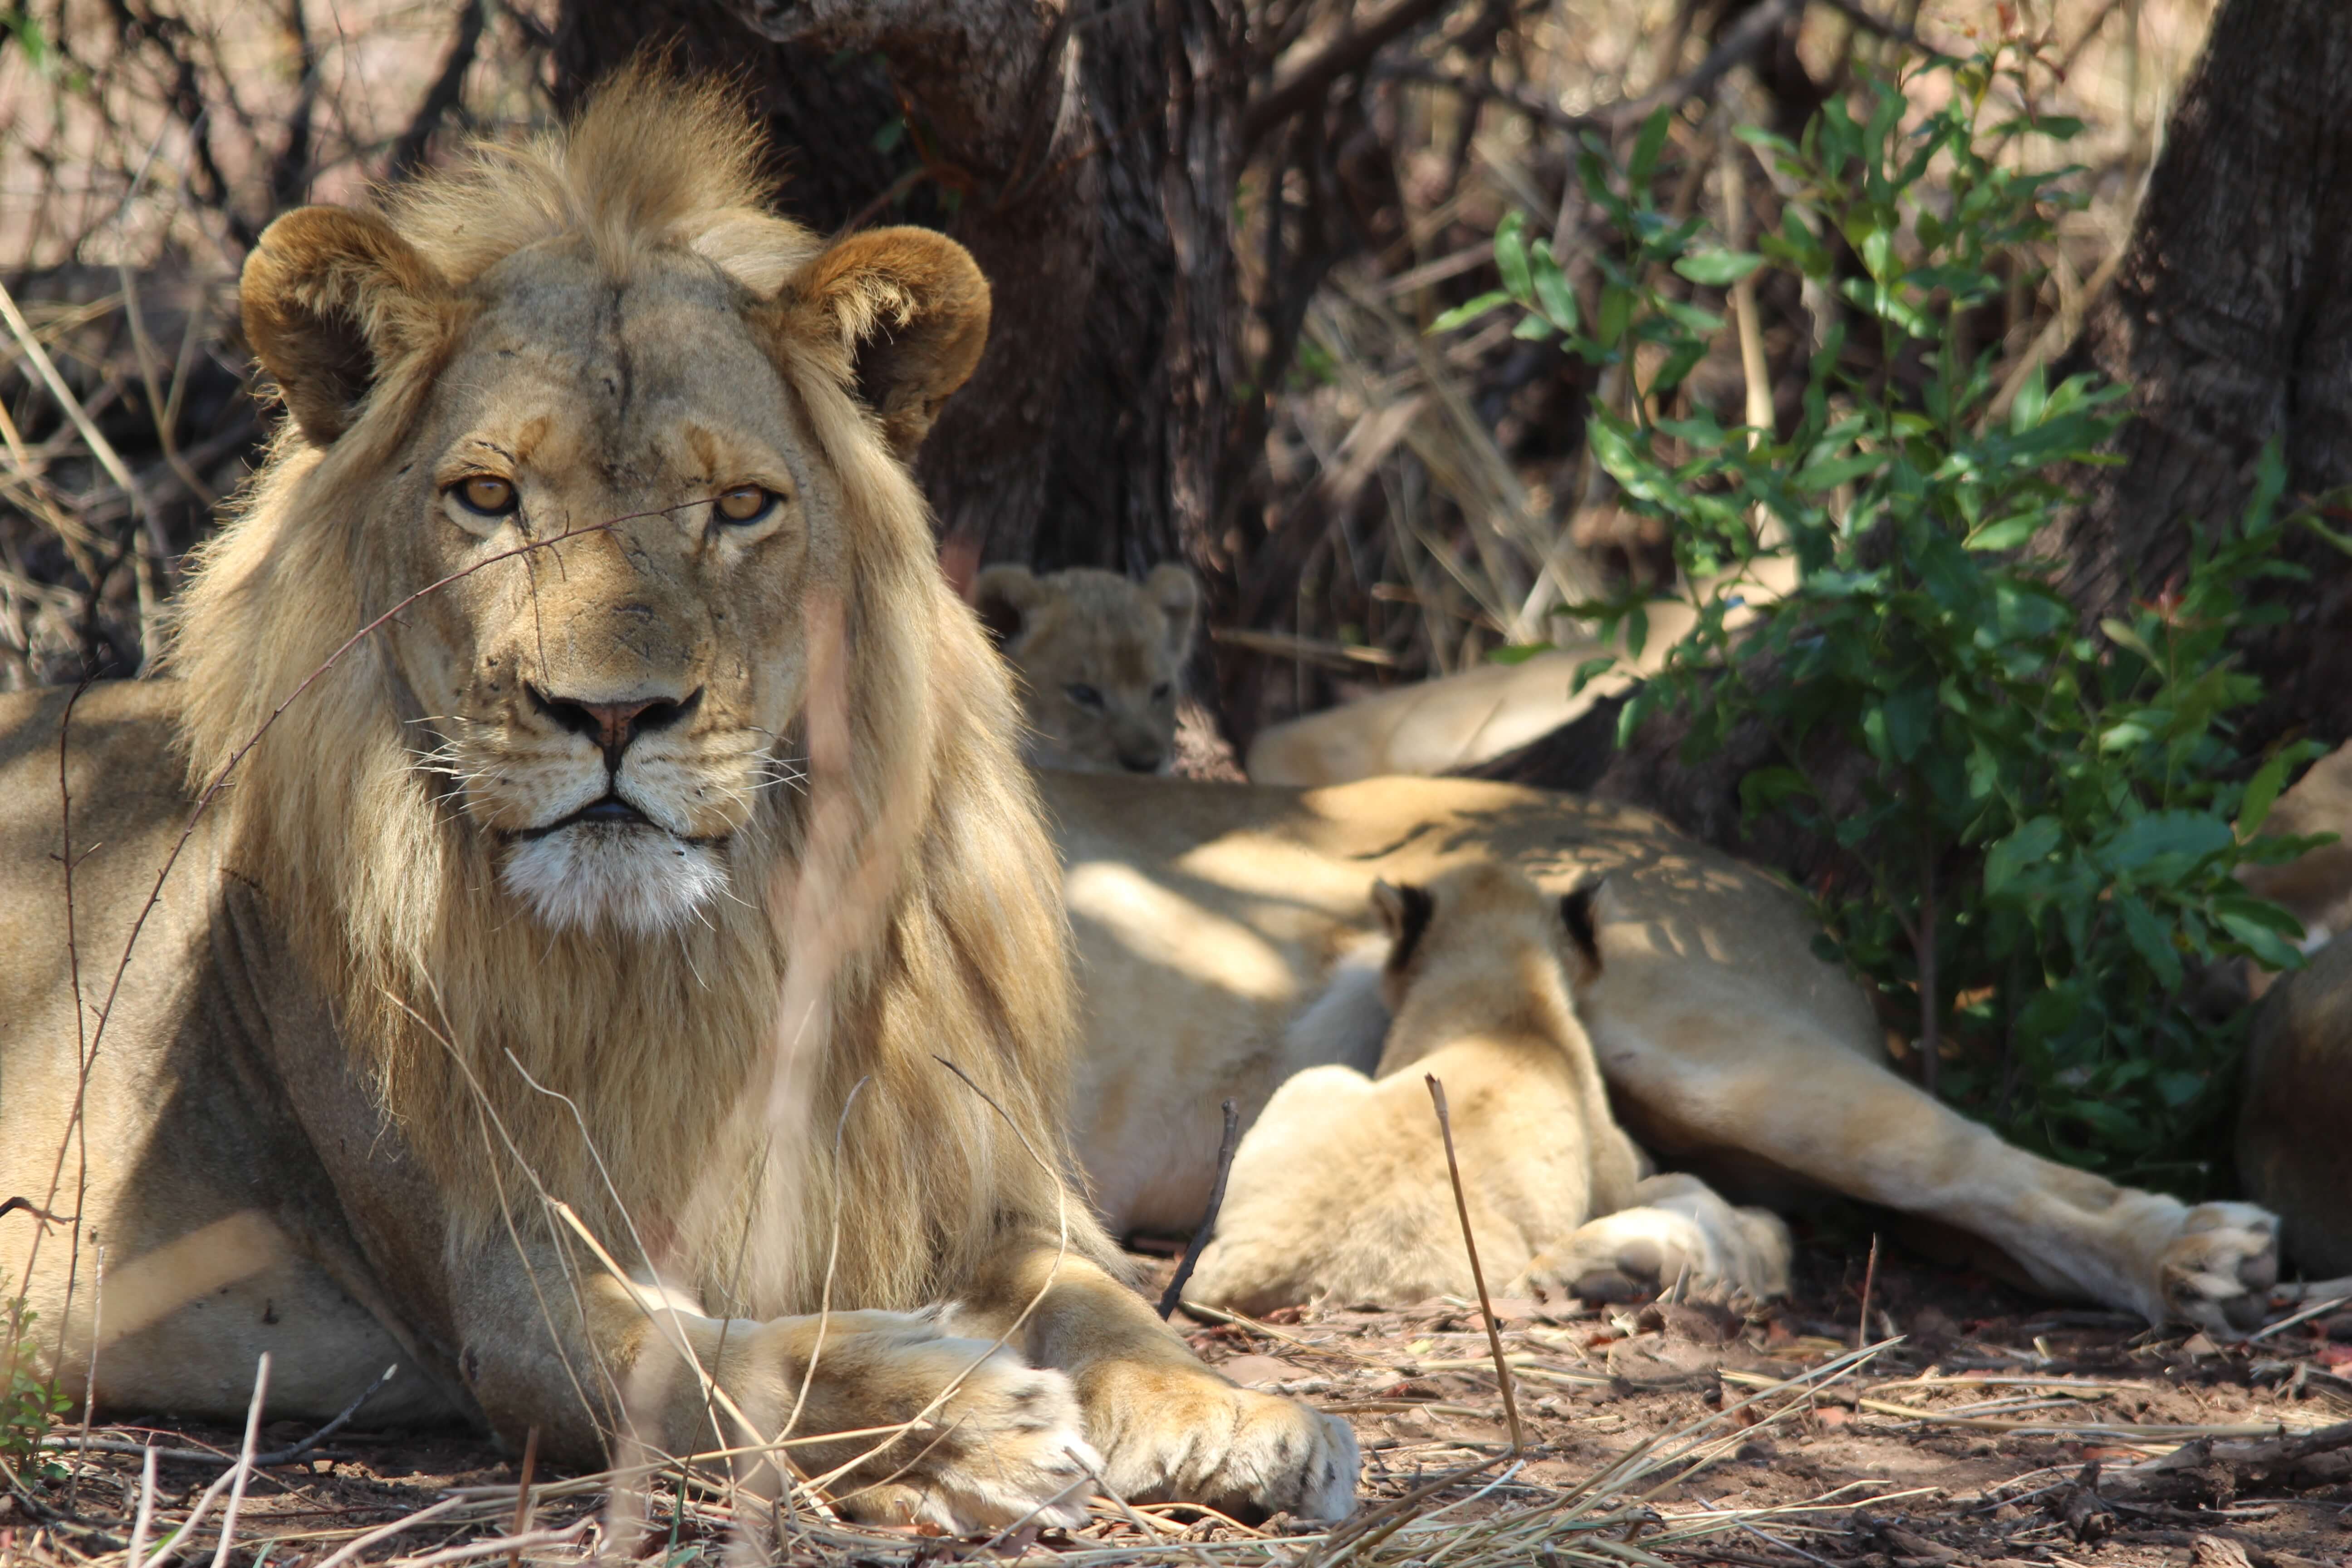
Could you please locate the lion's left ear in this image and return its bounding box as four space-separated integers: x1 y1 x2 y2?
781 226 991 459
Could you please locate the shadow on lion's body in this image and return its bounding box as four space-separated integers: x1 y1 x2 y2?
0 73 1356 1530
1047 769 2281 1333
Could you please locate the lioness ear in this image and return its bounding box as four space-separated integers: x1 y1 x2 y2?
1145 563 1201 660
1371 879 1434 970
784 225 990 459
241 206 452 446
971 565 1044 647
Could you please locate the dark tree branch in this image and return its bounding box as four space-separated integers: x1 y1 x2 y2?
1241 0 1458 152
388 0 487 181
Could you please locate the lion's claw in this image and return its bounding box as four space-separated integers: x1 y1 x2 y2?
2157 1201 2279 1338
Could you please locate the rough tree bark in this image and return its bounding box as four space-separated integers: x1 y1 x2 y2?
553 0 1250 585
1490 0 2352 881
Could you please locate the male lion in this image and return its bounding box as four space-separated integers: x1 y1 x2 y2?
1044 771 2280 1333
0 76 1354 1529
972 564 1198 773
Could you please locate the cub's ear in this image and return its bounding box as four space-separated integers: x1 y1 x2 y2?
782 225 990 459
1559 879 1605 974
1371 879 1435 970
971 564 1044 646
1145 563 1201 660
240 206 453 446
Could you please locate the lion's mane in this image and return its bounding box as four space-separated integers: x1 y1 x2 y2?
166 72 1112 1318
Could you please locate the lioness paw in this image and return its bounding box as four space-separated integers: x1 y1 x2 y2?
2156 1202 2278 1337
1082 1366 1358 1522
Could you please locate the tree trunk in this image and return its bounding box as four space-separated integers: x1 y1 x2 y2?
551 0 1250 585
2047 0 2352 754
1489 0 2352 881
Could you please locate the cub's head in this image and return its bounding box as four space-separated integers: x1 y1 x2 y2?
1371 862 1604 1013
182 73 1002 938
971 564 1199 774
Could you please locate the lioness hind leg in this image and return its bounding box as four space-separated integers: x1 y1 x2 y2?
1594 1009 2278 1332
1512 1173 1791 1306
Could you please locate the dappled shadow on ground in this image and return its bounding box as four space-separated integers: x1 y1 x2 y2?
9 1237 2352 1567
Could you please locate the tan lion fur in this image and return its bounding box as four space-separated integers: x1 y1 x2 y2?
1043 770 2279 1334
2 71 1355 1527
172 67 1065 1318
972 564 1198 773
1187 863 1646 1313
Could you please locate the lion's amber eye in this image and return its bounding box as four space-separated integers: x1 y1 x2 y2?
454 475 517 516
715 485 777 524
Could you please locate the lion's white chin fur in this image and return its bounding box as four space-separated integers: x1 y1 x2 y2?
500 825 730 935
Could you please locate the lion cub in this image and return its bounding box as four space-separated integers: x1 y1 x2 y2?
1188 862 1648 1312
973 564 1198 774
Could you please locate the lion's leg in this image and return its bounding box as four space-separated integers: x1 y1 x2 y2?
1593 1009 2276 1331
1513 1173 1792 1305
957 1241 1359 1522
447 1248 1098 1532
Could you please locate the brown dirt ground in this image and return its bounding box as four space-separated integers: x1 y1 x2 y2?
7 1234 2351 1568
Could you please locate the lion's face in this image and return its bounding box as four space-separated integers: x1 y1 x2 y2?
972 565 1198 774
229 192 991 938
375 246 823 932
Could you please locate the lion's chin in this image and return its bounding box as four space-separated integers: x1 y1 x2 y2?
500 825 729 936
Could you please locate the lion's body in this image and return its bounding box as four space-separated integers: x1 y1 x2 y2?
0 78 1354 1529
1044 770 2280 1331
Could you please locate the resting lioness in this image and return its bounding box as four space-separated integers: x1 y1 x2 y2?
992 572 2280 1331
0 75 1354 1529
1043 769 2278 1331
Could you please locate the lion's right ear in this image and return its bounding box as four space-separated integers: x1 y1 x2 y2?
1371 879 1434 970
971 564 1044 647
240 206 453 446
782 226 990 460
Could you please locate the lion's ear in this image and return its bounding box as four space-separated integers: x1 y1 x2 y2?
1145 564 1201 659
784 226 990 459
240 206 452 446
971 564 1044 647
1371 879 1434 969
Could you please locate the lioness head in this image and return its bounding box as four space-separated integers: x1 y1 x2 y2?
201 78 994 937
972 564 1199 773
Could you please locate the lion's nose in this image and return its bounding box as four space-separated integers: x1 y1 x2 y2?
529 686 702 769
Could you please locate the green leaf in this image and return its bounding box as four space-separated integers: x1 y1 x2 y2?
1486 642 1554 665
2103 811 2234 874
1495 211 1533 303
1531 245 1580 331
1984 816 2061 898
1792 451 1885 491
1964 514 2039 551
1430 289 1510 333
2239 751 2296 838
2117 894 2185 992
1630 108 1674 189
1673 251 1766 287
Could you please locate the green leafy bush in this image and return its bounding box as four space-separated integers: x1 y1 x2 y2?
1443 44 2330 1188
3 1296 68 1478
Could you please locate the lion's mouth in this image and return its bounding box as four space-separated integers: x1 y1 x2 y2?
517 792 656 839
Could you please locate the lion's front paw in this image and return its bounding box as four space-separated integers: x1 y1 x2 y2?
2156 1202 2278 1337
1083 1364 1358 1522
786 1318 1099 1533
